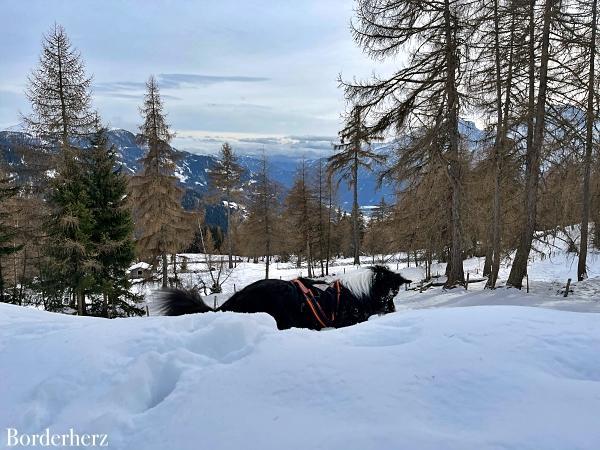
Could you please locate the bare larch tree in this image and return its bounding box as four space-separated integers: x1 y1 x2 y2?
328 106 384 266
344 0 475 286
24 23 97 149
209 142 244 269
577 0 598 281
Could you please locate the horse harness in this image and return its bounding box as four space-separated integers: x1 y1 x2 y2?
291 278 341 329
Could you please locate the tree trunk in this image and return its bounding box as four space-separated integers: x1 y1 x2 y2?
488 0 516 289
77 291 86 316
483 245 493 278
445 248 452 277
306 236 313 278
507 0 554 288
485 0 503 287
326 178 332 275
444 0 465 288
0 257 4 303
265 254 270 279
162 252 168 288
318 164 325 277
486 152 502 288
18 247 28 305
102 292 108 318
172 254 178 285
352 151 360 265
226 192 233 269
56 35 69 147
426 247 433 280
578 0 597 281
265 213 270 280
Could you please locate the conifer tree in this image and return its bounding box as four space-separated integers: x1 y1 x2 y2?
314 160 327 276
209 142 244 269
284 161 317 276
577 0 598 281
344 0 476 286
469 0 524 288
363 197 390 264
24 23 96 149
0 171 23 303
238 154 279 278
44 148 95 315
329 106 384 265
23 24 98 314
129 76 194 287
84 129 142 317
507 0 564 288
256 154 278 279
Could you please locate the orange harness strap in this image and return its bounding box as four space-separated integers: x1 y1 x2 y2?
291 278 341 329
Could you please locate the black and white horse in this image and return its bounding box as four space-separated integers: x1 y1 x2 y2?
155 265 410 330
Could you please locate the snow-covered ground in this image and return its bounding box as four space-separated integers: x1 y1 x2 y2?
2 298 600 450
2 233 600 449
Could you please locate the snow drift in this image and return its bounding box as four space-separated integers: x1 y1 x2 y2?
1 299 600 450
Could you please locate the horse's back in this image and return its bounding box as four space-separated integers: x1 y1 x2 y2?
219 279 307 329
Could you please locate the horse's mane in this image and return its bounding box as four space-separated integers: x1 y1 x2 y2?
338 267 375 299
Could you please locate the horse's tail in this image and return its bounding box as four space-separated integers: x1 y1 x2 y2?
153 288 214 316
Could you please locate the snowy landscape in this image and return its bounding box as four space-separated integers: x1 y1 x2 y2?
2 236 600 450
3 0 600 448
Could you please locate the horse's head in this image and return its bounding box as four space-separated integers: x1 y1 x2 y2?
369 265 411 314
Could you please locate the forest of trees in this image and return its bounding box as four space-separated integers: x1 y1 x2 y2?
1 0 599 315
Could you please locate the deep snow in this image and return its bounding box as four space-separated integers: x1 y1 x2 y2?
2 290 600 449
3 231 600 449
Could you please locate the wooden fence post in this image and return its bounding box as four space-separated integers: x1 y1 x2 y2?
564 278 571 298
526 273 529 293
465 272 470 290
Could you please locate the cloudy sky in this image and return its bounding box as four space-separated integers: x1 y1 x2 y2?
1 0 396 156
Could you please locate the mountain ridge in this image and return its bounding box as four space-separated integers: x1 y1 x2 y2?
0 128 397 208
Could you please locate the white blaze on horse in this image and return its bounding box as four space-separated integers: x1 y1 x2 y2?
154 265 411 330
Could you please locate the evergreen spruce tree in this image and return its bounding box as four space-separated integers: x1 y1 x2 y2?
0 171 23 303
45 148 95 315
129 76 195 287
209 142 244 269
84 129 142 317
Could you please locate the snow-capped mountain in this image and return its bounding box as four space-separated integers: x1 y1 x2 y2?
0 128 397 208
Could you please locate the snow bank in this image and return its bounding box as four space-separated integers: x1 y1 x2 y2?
2 302 600 450
395 277 600 313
